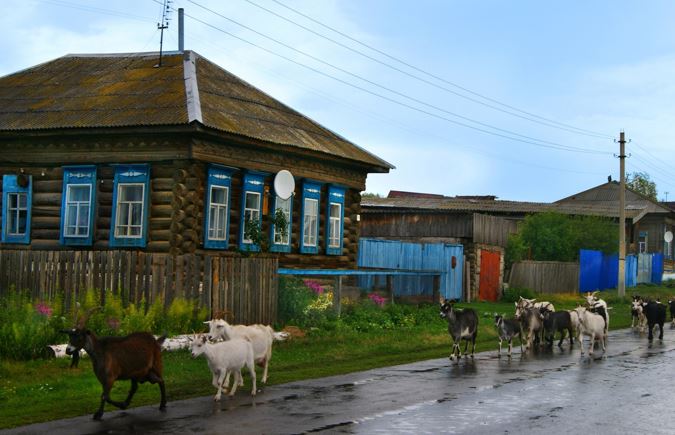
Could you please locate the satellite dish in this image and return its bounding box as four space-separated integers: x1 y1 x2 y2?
665 231 673 243
274 170 295 200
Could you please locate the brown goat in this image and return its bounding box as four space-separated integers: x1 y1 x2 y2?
62 328 167 420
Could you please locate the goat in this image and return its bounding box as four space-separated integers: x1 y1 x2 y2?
189 334 256 400
518 307 544 351
61 323 167 420
439 299 478 362
631 297 646 332
540 307 574 348
642 300 667 341
572 306 607 356
568 309 583 346
669 299 675 326
204 319 287 385
494 314 522 357
514 296 555 319
584 291 610 333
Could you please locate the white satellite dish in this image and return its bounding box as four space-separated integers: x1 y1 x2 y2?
274 170 295 200
665 231 673 243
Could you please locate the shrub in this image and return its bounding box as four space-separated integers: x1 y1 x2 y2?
501 286 536 303
277 277 316 326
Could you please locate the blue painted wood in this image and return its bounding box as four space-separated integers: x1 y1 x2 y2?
357 238 463 300
651 253 664 284
278 268 440 276
239 171 266 252
60 166 96 246
580 249 639 292
626 254 637 288
109 164 150 248
325 185 345 256
1 174 32 244
299 180 322 254
204 165 234 250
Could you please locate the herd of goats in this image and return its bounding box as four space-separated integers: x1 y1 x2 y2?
440 291 674 363
58 291 674 420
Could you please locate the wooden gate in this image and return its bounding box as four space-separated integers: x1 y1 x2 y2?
478 250 500 301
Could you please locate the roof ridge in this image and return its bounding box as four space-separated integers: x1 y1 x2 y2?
183 51 202 123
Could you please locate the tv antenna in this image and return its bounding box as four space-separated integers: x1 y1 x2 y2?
156 0 173 67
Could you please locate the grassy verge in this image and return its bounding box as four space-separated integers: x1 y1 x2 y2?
1 284 672 429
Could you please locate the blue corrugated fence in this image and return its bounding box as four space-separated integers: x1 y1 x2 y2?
579 249 662 292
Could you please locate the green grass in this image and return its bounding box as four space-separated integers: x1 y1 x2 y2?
1 284 673 429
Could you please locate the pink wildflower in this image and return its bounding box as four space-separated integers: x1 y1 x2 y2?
35 302 53 318
106 317 121 331
303 279 324 295
368 293 386 307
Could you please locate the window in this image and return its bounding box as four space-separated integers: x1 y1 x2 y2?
2 174 32 244
239 171 266 251
204 165 234 249
326 185 345 255
60 166 96 246
300 181 322 254
110 165 149 248
639 231 648 253
270 194 292 252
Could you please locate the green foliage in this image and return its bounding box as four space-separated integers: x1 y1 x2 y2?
627 171 657 201
500 286 536 303
506 211 618 265
277 277 316 325
0 289 209 361
360 192 383 199
243 209 288 253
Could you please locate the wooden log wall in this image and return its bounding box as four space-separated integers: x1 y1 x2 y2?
472 213 520 247
0 250 279 325
509 260 579 294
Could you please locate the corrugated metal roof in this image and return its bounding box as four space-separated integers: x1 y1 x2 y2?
0 51 391 172
362 182 673 220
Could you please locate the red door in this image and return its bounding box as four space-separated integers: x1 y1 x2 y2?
479 250 500 301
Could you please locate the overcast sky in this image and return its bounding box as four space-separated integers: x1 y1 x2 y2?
2 0 674 202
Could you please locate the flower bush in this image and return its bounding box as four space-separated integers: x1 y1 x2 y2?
0 289 210 361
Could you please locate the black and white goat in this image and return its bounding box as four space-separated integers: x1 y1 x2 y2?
584 291 610 333
61 309 166 420
540 307 574 348
439 299 478 362
514 296 555 319
642 299 667 341
494 314 522 357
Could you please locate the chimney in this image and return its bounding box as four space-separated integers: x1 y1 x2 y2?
178 8 185 51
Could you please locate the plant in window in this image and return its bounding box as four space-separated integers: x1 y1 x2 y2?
244 208 288 253
273 207 288 239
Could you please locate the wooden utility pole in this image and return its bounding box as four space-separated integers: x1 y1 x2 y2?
618 131 627 297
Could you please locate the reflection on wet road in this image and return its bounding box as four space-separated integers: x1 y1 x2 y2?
5 329 675 434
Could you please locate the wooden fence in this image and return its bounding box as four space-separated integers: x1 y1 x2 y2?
509 260 579 294
0 250 279 324
472 213 520 247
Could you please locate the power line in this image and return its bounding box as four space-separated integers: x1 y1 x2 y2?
34 0 155 22
182 1 610 155
267 0 614 140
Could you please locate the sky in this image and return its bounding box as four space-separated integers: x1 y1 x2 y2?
1 0 675 202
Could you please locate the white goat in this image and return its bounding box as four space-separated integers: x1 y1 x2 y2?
584 291 610 333
568 309 583 345
573 306 607 356
189 334 256 400
514 296 555 319
204 319 288 384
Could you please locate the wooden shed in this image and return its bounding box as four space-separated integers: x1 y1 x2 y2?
0 51 392 270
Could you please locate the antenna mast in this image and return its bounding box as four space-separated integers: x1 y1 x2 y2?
156 0 172 67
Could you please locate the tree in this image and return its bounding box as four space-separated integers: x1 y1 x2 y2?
506 211 618 266
360 192 382 199
627 171 657 201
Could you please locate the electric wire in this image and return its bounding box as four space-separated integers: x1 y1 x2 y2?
267 0 615 140
181 1 610 155
34 0 156 22
243 0 609 140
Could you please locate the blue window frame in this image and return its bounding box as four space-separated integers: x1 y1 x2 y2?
326 185 346 256
300 180 322 254
204 165 234 250
109 164 149 248
60 166 96 246
270 192 292 253
239 171 266 252
2 174 32 244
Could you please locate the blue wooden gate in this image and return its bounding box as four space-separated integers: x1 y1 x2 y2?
358 238 464 300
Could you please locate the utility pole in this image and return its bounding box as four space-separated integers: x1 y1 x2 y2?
156 0 172 67
618 131 627 297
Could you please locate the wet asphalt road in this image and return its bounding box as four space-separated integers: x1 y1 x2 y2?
4 328 675 435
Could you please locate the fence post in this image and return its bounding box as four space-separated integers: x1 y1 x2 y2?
386 275 394 304
334 275 342 316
